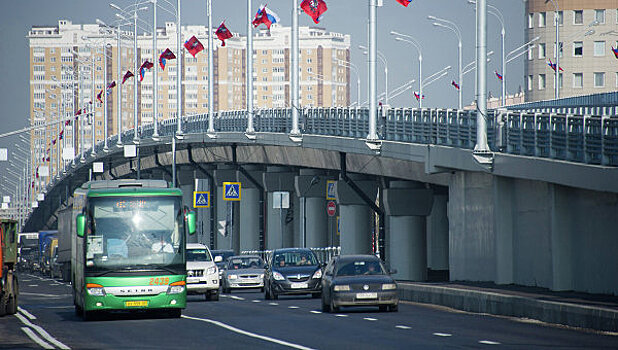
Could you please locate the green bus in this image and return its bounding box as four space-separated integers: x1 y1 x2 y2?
71 180 195 320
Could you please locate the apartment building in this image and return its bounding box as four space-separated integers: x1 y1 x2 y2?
28 20 350 182
525 0 618 102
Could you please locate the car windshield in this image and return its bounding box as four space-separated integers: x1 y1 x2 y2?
187 248 212 262
336 260 385 276
227 256 264 270
85 196 184 271
273 251 318 267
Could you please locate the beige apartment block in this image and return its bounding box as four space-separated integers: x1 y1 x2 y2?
28 20 350 181
525 0 618 102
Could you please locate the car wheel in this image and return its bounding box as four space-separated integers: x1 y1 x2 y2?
379 305 388 312
210 292 219 301
311 292 321 299
330 299 339 313
389 304 398 312
167 309 181 318
321 296 331 313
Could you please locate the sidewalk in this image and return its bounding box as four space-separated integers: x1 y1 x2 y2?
397 281 618 333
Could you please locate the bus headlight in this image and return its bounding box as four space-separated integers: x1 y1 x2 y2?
167 281 186 294
86 283 106 296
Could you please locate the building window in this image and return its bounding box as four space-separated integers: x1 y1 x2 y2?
573 10 583 24
573 42 583 57
527 46 534 60
538 43 546 59
594 41 605 56
528 13 533 28
527 75 533 91
539 12 546 27
538 74 546 90
595 9 605 24
573 73 583 88
557 11 563 26
594 72 605 87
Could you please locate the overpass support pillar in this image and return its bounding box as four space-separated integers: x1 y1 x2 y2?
295 170 329 248
384 181 433 281
236 166 264 252
427 191 449 277
335 175 377 255
214 165 240 252
263 167 299 250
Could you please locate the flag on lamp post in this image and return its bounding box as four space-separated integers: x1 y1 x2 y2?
451 80 460 90
495 70 503 81
139 60 154 81
395 0 413 7
300 0 327 24
253 5 280 30
122 70 134 84
184 36 204 58
159 48 176 70
215 22 233 47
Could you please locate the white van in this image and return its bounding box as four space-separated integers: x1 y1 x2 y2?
186 243 219 301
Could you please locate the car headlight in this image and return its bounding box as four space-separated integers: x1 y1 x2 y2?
334 285 350 291
382 283 397 290
312 269 323 279
207 266 217 275
273 271 285 281
228 274 238 280
86 283 106 296
167 281 186 294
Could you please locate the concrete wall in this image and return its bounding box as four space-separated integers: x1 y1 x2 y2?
450 171 618 295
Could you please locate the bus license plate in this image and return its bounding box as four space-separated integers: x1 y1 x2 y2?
125 300 148 307
356 292 377 299
290 282 308 289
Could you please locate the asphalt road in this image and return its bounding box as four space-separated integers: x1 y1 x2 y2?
2 273 618 349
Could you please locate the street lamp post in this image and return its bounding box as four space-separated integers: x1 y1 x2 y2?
546 0 560 99
175 0 183 138
152 0 160 140
301 176 320 248
428 15 463 109
336 60 360 107
390 32 423 108
246 0 255 134
207 0 215 135
359 45 388 106
290 0 300 136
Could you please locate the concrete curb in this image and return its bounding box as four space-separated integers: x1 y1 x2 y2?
398 283 618 332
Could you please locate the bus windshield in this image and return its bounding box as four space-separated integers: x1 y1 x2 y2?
85 196 184 273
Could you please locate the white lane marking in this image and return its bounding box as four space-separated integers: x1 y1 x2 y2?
182 315 315 350
433 333 452 337
363 317 378 321
229 295 245 301
310 311 322 314
288 306 299 309
479 340 501 345
21 327 54 350
15 313 71 349
334 314 348 317
252 300 261 303
28 284 39 287
21 279 32 282
269 302 279 306
18 307 37 320
395 325 411 330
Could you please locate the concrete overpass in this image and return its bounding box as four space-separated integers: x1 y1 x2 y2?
23 107 618 295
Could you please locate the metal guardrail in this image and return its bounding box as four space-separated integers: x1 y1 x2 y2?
241 247 341 265
80 107 618 168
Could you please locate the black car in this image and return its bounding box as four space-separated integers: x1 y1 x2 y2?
321 255 398 312
264 248 323 299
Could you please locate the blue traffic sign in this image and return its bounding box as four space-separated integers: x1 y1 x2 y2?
193 191 210 208
326 180 336 200
223 182 241 201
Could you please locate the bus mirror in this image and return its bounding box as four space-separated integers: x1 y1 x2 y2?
186 211 196 235
76 214 86 237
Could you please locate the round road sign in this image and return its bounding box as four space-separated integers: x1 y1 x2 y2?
327 201 336 217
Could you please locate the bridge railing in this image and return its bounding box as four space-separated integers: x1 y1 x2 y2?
77 107 618 169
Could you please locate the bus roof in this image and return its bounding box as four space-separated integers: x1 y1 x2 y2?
87 187 182 198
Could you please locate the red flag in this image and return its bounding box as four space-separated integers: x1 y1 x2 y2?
612 46 618 59
107 81 116 90
139 60 154 81
396 0 412 6
52 138 57 145
215 22 233 47
159 48 176 70
97 90 103 103
59 130 64 140
300 0 328 24
184 36 204 58
75 108 82 116
65 120 70 126
252 5 280 30
451 80 460 90
122 70 134 84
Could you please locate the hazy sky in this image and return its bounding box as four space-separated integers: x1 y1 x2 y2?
0 0 525 189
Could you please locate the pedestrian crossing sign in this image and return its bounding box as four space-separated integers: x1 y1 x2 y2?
193 191 210 208
223 182 241 201
326 180 336 200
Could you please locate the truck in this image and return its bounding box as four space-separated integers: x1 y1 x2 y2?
57 204 78 282
17 233 38 273
0 218 18 316
38 231 58 276
71 179 196 320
